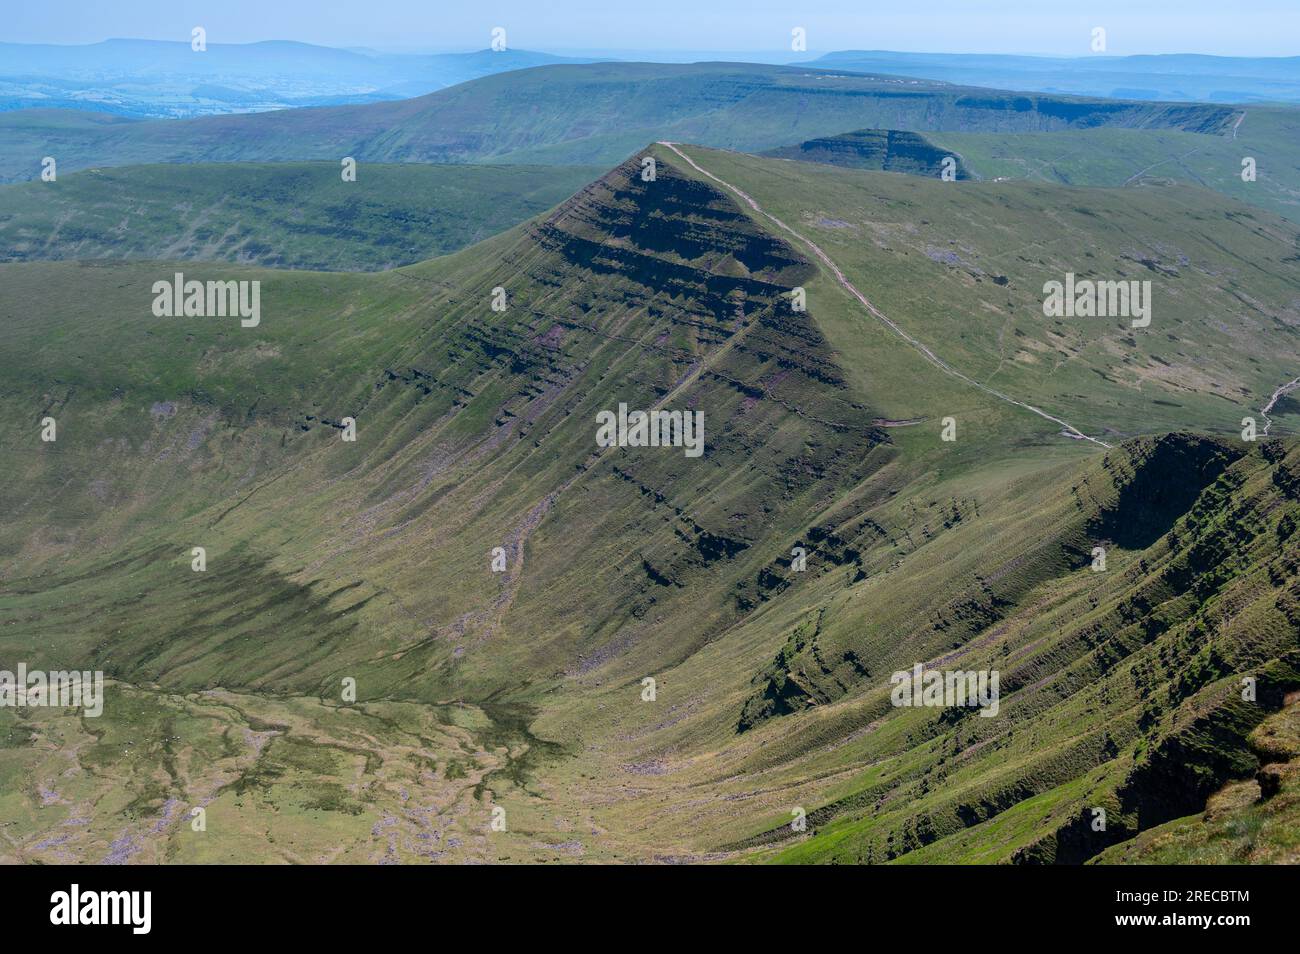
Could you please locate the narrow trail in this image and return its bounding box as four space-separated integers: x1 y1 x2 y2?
658 142 1112 449
1122 144 1209 186
1123 109 1243 185
1261 375 1300 436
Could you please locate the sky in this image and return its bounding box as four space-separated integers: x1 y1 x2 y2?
2 0 1297 57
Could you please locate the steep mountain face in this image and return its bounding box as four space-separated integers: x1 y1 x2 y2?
1093 693 1300 864
1 144 1296 865
676 435 1300 865
0 152 886 703
388 154 892 695
0 62 1243 180
764 129 972 178
1010 438 1300 864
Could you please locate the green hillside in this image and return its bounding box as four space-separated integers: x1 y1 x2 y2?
929 106 1300 223
663 145 1300 441
0 62 1242 180
0 161 600 270
753 433 1300 863
1 144 1296 864
1092 696 1300 864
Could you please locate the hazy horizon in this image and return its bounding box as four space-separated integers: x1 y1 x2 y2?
6 38 1300 61
3 0 1297 57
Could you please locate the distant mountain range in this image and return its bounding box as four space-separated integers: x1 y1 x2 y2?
2 40 1296 120
0 61 1244 180
6 57 1295 227
0 39 601 117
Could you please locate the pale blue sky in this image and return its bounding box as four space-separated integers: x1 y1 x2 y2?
3 0 1296 56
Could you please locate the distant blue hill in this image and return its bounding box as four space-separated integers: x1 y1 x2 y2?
805 51 1300 103
0 39 602 118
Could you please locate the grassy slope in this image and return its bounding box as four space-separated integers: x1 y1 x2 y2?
659 146 1300 441
0 161 601 270
930 106 1300 224
0 62 1241 180
1 146 1297 863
